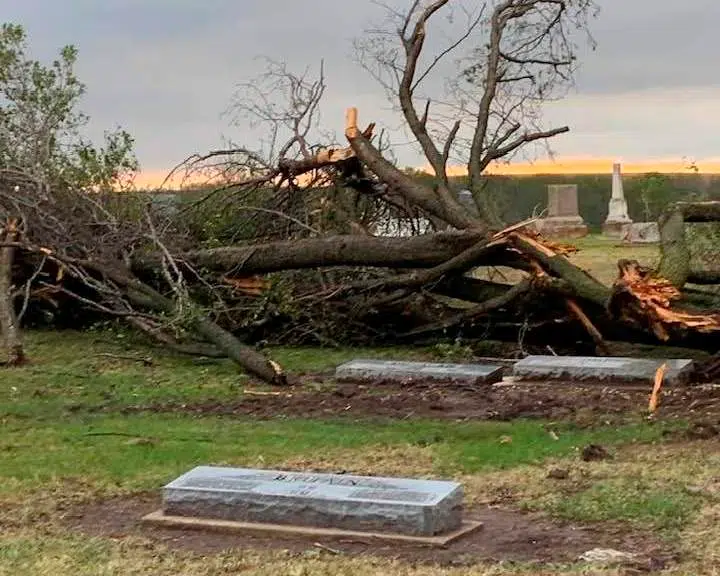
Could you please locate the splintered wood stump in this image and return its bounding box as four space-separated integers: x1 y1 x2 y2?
610 259 720 341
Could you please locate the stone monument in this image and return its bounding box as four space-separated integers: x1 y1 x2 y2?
603 163 633 237
536 184 588 238
144 466 482 545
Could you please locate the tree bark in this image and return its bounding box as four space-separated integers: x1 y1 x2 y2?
398 278 533 338
509 234 612 306
0 228 25 366
657 201 720 287
670 201 720 223
657 207 691 287
134 231 487 276
127 317 225 358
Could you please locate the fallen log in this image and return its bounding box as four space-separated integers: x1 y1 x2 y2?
133 230 487 276
10 246 288 385
111 272 287 386
127 317 225 358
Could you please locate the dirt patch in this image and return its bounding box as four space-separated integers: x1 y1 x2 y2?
115 377 720 425
63 494 673 568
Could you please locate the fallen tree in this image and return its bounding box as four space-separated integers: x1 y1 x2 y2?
5 3 720 384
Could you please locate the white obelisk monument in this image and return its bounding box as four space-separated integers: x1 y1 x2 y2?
603 162 632 237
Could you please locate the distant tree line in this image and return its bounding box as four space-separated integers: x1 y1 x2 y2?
153 171 716 245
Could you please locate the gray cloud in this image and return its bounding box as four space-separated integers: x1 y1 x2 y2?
574 0 720 94
1 0 717 171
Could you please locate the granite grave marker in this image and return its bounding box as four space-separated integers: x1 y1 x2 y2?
158 466 464 536
512 355 694 385
335 359 504 384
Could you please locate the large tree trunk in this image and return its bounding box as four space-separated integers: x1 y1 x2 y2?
134 230 487 276
658 201 720 287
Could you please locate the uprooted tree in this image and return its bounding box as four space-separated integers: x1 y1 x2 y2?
3 3 720 383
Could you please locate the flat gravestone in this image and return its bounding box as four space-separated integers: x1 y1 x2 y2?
160 466 463 536
335 359 504 384
512 355 694 385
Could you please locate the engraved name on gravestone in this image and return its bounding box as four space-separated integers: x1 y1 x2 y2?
335 359 504 384
162 466 464 536
512 355 694 385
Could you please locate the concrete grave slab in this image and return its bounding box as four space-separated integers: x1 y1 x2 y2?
159 466 464 536
512 355 694 385
142 511 483 546
335 359 504 384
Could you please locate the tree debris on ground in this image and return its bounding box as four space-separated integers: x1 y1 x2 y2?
3 5 720 384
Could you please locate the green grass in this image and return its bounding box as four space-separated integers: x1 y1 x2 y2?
0 332 681 497
567 235 659 285
1 329 718 575
550 479 703 531
0 330 439 420
472 233 659 286
0 414 675 497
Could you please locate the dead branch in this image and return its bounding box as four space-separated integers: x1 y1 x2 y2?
345 108 483 231
398 277 534 338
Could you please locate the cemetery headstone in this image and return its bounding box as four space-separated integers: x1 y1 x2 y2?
154 466 466 537
335 359 504 384
603 162 633 238
536 184 588 238
512 355 694 385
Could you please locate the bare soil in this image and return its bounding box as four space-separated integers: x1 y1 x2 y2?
63 494 674 569
116 375 720 426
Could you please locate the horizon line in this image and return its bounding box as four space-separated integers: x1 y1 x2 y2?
133 156 720 188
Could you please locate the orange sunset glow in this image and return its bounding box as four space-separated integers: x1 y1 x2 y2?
133 157 720 189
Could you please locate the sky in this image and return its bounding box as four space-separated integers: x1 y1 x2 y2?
2 0 719 183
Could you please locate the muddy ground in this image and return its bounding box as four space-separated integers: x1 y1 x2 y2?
64 494 674 570
117 374 720 427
